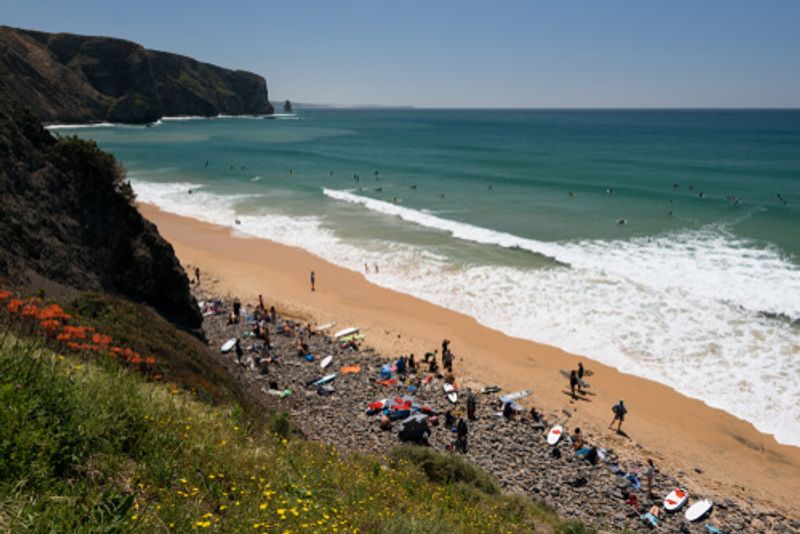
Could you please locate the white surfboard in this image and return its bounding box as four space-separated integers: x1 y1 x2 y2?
320 355 333 369
547 424 563 445
334 326 359 339
664 488 689 512
312 373 337 386
499 389 531 404
315 322 336 331
684 499 713 522
443 383 458 404
220 337 237 353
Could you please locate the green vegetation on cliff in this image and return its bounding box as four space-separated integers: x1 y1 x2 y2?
0 296 592 533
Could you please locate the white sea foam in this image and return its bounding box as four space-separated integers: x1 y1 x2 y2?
46 122 150 130
134 180 800 446
323 188 800 320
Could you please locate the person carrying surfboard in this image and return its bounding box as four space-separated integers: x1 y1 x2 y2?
609 399 627 432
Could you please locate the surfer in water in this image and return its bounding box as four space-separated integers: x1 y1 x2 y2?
609 399 627 432
310 271 316 292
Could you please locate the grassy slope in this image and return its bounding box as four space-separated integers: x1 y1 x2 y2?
0 300 597 533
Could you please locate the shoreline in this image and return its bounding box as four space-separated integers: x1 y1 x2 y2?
139 202 800 516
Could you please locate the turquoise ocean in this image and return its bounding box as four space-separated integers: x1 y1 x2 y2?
52 109 800 445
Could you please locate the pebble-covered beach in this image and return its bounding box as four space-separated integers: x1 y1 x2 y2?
196 288 797 534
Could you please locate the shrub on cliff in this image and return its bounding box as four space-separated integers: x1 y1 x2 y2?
52 135 135 204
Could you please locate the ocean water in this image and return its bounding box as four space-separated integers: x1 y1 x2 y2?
52 109 800 446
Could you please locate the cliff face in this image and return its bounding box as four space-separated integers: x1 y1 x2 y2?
0 26 273 124
0 95 202 331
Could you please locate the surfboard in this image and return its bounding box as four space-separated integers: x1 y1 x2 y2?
320 355 333 369
443 383 458 404
547 424 563 445
480 385 501 394
685 499 713 522
311 373 337 387
220 337 237 353
499 390 531 404
314 322 335 331
334 327 358 339
664 488 689 512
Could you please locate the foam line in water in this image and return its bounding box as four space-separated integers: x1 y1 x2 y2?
323 188 800 320
133 179 800 446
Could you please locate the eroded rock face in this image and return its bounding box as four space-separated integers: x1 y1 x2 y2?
0 95 201 332
0 25 274 124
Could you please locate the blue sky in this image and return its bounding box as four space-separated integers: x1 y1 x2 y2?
3 0 799 107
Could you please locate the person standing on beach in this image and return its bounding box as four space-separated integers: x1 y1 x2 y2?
194 267 201 286
442 349 453 373
466 390 477 420
310 271 316 292
569 370 579 398
645 458 657 498
609 399 627 432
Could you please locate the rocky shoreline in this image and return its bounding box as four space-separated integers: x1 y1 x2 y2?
194 287 797 533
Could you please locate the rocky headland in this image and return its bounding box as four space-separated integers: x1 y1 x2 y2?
0 26 273 124
0 95 201 331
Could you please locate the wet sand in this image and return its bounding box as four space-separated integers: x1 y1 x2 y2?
140 202 800 517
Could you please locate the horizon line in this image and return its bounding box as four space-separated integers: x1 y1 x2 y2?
285 103 800 111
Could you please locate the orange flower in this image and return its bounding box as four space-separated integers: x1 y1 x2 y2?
0 289 12 301
37 303 71 321
145 356 156 365
7 299 23 314
39 319 62 332
91 333 112 345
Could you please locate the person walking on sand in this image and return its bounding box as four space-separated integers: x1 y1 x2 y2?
609 399 627 432
310 271 316 292
569 370 579 399
194 267 201 286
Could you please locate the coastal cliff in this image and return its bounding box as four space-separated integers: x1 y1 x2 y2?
0 26 273 124
0 95 201 331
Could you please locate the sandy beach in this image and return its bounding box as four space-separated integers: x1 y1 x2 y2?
140 202 800 517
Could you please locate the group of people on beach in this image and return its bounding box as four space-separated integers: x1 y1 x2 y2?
209 285 738 532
